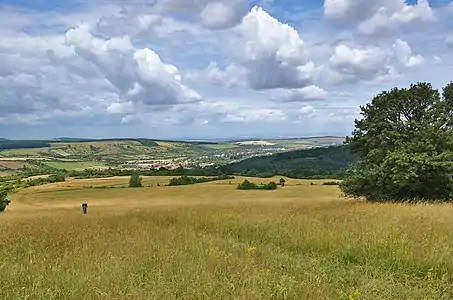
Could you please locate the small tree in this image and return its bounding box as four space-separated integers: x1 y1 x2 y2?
129 171 143 188
279 178 286 187
0 189 11 212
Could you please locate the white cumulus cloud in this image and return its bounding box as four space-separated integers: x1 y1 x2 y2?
324 0 435 35
158 0 247 29
65 23 202 115
0 0 452 138
273 86 328 103
198 6 318 90
393 39 424 67
327 39 424 84
446 35 453 48
298 104 317 119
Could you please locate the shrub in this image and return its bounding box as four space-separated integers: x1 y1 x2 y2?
0 189 11 212
168 175 235 186
129 171 143 188
47 174 66 183
237 179 255 190
263 181 278 190
323 181 341 186
237 180 278 190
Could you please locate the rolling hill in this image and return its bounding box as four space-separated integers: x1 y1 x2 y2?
0 137 348 174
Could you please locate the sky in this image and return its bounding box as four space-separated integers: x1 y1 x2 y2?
0 0 452 140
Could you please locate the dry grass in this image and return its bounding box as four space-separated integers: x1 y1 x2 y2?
52 141 143 156
0 147 49 156
1 177 453 299
44 161 108 171
0 161 27 169
156 141 176 148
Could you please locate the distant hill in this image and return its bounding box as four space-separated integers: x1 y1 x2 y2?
52 137 90 142
225 136 345 144
229 135 343 141
223 145 359 179
0 138 9 141
0 140 51 150
52 137 217 145
0 138 218 151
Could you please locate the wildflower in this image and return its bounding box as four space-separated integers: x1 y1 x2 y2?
246 246 259 258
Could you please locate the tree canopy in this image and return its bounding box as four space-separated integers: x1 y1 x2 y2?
224 145 358 179
237 180 278 190
340 81 453 202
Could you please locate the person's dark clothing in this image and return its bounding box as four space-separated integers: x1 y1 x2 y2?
82 203 88 214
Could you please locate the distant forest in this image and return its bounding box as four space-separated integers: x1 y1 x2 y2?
0 140 51 150
223 145 358 179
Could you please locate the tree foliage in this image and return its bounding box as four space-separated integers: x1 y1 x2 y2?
237 180 278 190
0 189 10 212
0 140 50 150
129 171 143 188
168 175 235 186
340 82 453 202
225 145 358 179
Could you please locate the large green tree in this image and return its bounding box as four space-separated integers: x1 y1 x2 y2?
0 189 11 212
340 82 453 202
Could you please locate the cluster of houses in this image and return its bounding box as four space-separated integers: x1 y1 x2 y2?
121 159 191 170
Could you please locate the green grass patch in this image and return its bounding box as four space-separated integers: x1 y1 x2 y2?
2 201 453 299
203 143 239 149
45 161 107 170
0 147 49 156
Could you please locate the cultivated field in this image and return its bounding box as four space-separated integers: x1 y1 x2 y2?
44 161 108 171
1 177 453 299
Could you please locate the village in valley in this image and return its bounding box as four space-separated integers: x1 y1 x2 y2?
0 137 344 174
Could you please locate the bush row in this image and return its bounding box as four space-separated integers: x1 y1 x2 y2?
168 175 235 186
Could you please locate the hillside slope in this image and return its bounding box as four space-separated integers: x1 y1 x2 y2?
224 146 359 178
0 139 210 160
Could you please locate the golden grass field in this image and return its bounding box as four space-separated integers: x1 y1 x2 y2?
1 176 453 299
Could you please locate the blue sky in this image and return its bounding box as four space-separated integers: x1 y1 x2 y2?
0 0 452 140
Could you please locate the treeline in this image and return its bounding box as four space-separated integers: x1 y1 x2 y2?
20 165 221 180
237 179 278 190
1 174 65 191
70 167 226 179
168 175 235 186
7 164 230 183
21 174 66 188
0 140 51 150
18 161 227 179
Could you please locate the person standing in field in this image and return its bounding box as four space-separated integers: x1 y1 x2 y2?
82 203 88 214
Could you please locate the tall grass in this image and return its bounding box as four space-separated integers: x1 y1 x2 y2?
2 200 453 299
